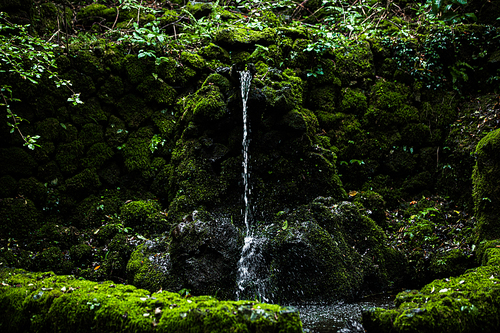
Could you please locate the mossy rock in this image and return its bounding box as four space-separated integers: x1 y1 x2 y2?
157 57 196 86
180 85 227 123
214 27 276 47
76 3 116 25
340 87 368 115
79 123 104 148
332 41 375 85
65 168 101 197
199 43 231 64
137 76 177 106
55 140 84 175
202 73 232 97
105 115 129 147
0 198 40 239
120 200 167 234
122 132 152 173
180 51 206 71
473 129 500 241
117 94 152 128
0 268 303 333
97 75 124 105
0 175 17 198
82 142 114 169
70 97 108 126
35 118 62 142
121 54 153 86
362 249 500 333
0 147 37 177
128 211 241 298
17 177 47 206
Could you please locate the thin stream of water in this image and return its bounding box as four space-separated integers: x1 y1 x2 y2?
236 70 270 301
240 70 252 234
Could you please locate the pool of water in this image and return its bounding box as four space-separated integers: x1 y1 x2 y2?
295 293 396 333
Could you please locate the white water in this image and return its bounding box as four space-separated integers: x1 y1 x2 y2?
236 70 269 301
240 70 252 233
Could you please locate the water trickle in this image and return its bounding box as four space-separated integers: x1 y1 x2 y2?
240 70 252 233
236 70 268 301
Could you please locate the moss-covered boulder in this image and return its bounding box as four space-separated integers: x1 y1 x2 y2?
473 129 500 241
127 211 241 299
240 198 400 302
0 197 40 239
362 246 500 333
120 200 168 234
0 268 302 333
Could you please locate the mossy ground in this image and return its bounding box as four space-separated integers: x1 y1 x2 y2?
0 268 302 333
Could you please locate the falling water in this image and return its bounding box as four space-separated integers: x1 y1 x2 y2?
240 70 252 233
236 70 268 301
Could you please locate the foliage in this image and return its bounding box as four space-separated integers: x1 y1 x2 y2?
0 12 82 149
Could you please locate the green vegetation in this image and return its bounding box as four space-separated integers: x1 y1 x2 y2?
0 268 302 333
0 0 499 331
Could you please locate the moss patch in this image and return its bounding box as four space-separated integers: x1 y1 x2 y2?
0 268 302 333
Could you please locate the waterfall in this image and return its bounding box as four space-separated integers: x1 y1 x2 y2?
236 70 269 301
240 70 252 234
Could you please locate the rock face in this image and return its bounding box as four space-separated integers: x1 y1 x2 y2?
128 200 402 302
473 129 500 241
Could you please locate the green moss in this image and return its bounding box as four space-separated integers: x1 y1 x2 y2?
261 68 304 112
55 140 84 175
0 268 302 333
185 2 212 18
70 97 108 126
137 76 177 106
77 3 116 24
35 118 61 142
199 43 231 64
98 75 124 105
79 123 104 148
308 84 341 113
180 85 227 123
214 27 276 47
120 200 166 233
0 147 37 177
202 73 232 97
180 51 206 71
362 250 500 333
353 190 387 227
159 9 180 25
157 57 195 86
82 142 114 169
105 115 129 147
123 133 152 173
121 54 152 86
283 107 319 135
69 243 93 268
473 129 500 241
0 175 17 198
65 168 101 196
332 41 374 85
17 177 47 206
340 88 368 115
117 94 152 128
0 198 40 239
